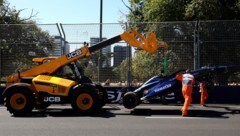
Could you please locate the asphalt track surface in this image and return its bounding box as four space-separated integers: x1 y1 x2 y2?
0 104 240 136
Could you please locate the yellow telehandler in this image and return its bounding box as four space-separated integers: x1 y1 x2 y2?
3 29 167 116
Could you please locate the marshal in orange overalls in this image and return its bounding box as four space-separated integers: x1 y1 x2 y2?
176 71 195 116
200 81 208 106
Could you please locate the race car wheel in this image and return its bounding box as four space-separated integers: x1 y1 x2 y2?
5 88 34 116
71 89 100 114
122 92 139 109
161 95 168 105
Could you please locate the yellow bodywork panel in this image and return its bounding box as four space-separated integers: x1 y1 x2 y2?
32 75 77 96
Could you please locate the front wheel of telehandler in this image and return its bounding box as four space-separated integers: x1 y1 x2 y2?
5 89 34 116
71 90 101 115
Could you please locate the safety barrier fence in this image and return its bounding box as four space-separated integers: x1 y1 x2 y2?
0 21 240 86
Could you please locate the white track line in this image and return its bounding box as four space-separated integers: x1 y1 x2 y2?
145 116 208 119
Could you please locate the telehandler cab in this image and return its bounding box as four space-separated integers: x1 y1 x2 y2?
3 29 167 116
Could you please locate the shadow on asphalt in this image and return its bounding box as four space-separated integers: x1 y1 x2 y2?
130 105 240 118
11 105 240 119
12 108 117 118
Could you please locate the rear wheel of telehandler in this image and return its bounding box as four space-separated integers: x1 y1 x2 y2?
71 90 101 114
5 89 34 116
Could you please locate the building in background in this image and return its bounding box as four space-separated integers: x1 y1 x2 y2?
90 37 107 47
90 37 111 67
50 36 70 57
113 45 127 66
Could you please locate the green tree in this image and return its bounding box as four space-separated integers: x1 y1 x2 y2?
131 48 180 80
185 0 240 20
113 59 127 81
0 0 55 75
122 0 240 83
125 0 240 22
132 50 163 80
143 0 191 22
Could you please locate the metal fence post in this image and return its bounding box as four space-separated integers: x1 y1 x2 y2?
194 20 200 70
98 0 103 83
0 49 1 82
58 23 65 55
126 22 132 87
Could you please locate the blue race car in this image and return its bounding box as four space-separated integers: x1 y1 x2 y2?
122 65 240 109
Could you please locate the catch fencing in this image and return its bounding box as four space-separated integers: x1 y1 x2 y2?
0 21 240 86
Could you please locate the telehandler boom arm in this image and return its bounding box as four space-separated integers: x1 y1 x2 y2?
8 29 167 81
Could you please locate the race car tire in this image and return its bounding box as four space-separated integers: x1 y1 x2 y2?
122 92 139 109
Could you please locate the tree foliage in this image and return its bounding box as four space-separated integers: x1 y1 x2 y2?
131 50 163 80
113 59 127 81
126 0 240 22
0 0 55 75
120 0 240 81
143 0 191 22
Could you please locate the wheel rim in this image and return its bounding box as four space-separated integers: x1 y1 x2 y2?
126 97 136 106
76 93 93 111
128 97 135 103
10 93 27 110
123 93 138 109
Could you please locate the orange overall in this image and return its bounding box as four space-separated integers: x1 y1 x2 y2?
200 82 208 106
176 73 195 116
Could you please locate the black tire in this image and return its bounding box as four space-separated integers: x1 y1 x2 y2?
5 88 34 116
161 95 168 105
71 89 101 114
96 85 108 107
122 92 139 109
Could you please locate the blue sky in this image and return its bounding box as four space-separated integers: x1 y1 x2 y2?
8 0 130 23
